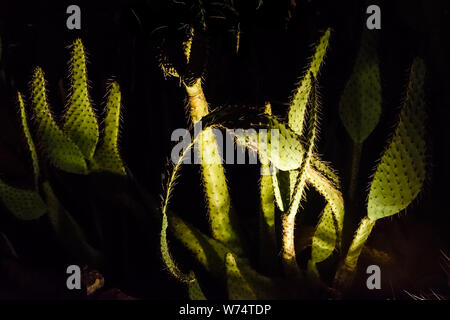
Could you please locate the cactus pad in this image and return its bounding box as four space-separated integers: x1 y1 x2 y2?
367 58 426 220
63 39 99 160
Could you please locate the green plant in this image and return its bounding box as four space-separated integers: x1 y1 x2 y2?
0 39 126 266
159 26 428 299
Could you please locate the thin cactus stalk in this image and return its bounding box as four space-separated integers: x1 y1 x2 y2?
281 76 318 277
334 216 375 287
161 137 197 283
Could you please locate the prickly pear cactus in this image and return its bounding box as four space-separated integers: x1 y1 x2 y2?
308 204 337 276
0 39 123 266
0 180 47 220
63 39 99 160
159 28 242 255
31 67 88 175
17 92 40 187
159 28 347 298
226 252 257 300
336 58 427 284
30 39 125 176
93 82 126 175
367 58 426 220
0 92 47 220
288 29 330 135
339 30 381 143
188 274 207 300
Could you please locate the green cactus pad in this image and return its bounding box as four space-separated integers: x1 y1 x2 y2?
288 77 318 216
226 252 257 300
168 212 241 277
260 97 276 223
367 58 426 220
17 92 40 187
339 30 381 143
63 39 99 160
226 251 292 299
31 67 88 174
199 129 242 253
307 166 344 244
93 82 126 175
188 272 207 300
312 158 340 188
184 78 241 253
288 28 330 135
260 163 275 231
0 179 47 220
238 117 304 171
272 169 290 212
259 102 277 263
310 204 336 270
259 162 278 272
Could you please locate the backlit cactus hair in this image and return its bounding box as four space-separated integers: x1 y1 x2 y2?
30 39 126 176
159 28 348 298
0 39 126 266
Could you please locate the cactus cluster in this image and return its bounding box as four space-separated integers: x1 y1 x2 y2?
159 25 428 299
0 39 126 265
0 22 429 299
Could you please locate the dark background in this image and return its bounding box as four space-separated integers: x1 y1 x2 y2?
0 0 449 299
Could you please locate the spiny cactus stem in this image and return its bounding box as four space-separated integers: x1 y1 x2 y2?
185 78 209 123
334 216 375 289
184 77 241 252
342 141 362 253
161 138 197 283
281 212 302 277
348 142 362 202
282 76 318 278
